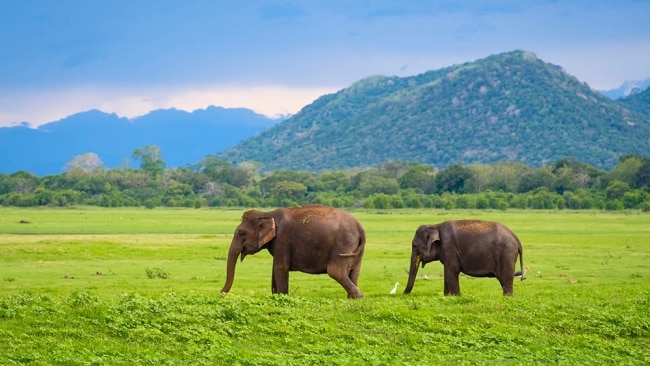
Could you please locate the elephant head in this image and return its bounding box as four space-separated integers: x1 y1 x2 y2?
404 225 441 294
220 210 276 293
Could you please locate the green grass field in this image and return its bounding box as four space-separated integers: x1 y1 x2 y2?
1 207 648 365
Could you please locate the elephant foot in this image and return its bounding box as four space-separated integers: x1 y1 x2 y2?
347 292 364 299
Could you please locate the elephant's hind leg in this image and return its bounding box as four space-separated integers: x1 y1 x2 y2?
349 266 361 286
498 276 514 296
348 254 364 286
327 263 363 299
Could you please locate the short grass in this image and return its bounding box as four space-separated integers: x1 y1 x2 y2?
0 207 648 365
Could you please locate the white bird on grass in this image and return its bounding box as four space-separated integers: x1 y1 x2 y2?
389 282 399 295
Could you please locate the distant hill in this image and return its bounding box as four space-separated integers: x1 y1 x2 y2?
600 78 650 99
219 50 650 171
0 107 280 176
617 85 650 118
3 50 649 176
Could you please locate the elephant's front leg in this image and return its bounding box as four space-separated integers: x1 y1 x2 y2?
272 261 290 294
443 266 461 296
271 271 277 293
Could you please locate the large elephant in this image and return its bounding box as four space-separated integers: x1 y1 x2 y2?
403 220 526 296
220 204 366 298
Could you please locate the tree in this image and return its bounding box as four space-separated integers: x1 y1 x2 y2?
484 162 527 192
399 164 436 193
606 155 643 187
634 158 650 191
465 164 491 193
132 146 166 176
199 156 255 188
377 162 413 179
9 171 39 194
358 174 400 196
517 168 556 193
64 152 103 173
606 180 630 201
319 170 354 192
260 170 319 197
272 181 307 205
163 183 195 206
434 164 471 194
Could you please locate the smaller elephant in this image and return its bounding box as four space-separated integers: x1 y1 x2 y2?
220 204 366 298
404 220 526 296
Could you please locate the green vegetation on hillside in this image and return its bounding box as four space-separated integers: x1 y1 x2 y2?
219 50 650 171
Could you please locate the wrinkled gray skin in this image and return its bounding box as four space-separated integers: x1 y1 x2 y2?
220 204 366 298
404 220 525 296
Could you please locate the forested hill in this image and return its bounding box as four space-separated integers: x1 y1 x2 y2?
219 50 650 171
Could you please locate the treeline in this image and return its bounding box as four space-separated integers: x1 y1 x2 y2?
1 147 649 211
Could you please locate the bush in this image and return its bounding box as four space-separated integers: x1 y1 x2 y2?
639 200 650 212
605 200 624 211
145 268 170 279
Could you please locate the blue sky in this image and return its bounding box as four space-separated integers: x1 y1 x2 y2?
1 1 649 127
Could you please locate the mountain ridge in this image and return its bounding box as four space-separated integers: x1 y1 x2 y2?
2 50 650 176
601 78 650 99
218 50 650 171
0 106 281 176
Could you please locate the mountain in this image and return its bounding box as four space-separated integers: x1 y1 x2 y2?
3 50 649 176
617 85 650 117
0 107 280 176
600 78 650 99
218 50 650 171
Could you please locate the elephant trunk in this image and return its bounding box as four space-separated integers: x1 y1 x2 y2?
220 241 242 293
404 250 421 294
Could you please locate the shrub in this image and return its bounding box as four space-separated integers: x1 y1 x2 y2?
145 268 170 279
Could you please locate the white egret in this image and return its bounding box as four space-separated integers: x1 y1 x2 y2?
389 282 399 295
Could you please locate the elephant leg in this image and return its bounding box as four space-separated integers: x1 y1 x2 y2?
498 259 516 296
348 268 360 286
348 258 363 285
272 264 289 294
498 276 514 296
271 271 277 293
443 267 461 296
327 264 363 299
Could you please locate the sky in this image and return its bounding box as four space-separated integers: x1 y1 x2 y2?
1 0 649 128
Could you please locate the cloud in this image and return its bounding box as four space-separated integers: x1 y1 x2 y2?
1 1 649 127
0 84 339 128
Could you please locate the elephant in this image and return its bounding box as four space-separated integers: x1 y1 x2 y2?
403 220 526 296
220 204 366 298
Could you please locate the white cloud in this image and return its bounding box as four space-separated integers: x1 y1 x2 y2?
0 84 340 128
161 85 339 118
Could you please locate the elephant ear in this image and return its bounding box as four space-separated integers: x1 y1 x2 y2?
425 227 441 247
257 217 276 248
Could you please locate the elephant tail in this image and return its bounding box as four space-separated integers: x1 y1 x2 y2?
514 240 527 281
339 230 366 257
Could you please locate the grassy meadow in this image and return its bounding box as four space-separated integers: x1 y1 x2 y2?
0 207 648 365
